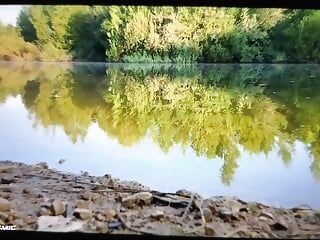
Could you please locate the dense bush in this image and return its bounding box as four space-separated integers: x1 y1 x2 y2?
0 22 40 61
1 6 319 62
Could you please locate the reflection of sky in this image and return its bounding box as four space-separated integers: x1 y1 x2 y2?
0 95 320 208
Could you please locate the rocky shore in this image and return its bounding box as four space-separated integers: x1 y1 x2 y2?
0 160 319 238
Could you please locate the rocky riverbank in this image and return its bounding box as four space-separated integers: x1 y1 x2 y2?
0 160 319 238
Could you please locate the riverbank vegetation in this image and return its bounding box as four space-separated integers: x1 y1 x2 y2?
0 22 40 61
0 6 320 62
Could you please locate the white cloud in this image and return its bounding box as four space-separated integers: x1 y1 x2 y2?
0 5 23 26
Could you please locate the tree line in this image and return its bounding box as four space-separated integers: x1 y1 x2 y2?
0 6 320 62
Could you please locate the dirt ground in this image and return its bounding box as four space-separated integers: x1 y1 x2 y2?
0 160 319 238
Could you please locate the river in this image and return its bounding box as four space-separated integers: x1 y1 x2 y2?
0 62 319 208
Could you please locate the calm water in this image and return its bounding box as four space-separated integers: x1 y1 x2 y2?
0 62 320 208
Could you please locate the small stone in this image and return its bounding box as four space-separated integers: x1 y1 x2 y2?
204 224 216 235
96 221 109 233
259 216 271 222
0 212 9 222
23 187 32 194
91 193 100 202
95 213 106 222
260 232 269 238
1 177 16 184
122 192 153 208
14 218 24 227
260 211 275 220
218 207 233 221
107 178 115 187
105 208 117 220
26 216 37 225
73 208 92 220
271 216 288 230
39 207 51 216
0 185 12 192
0 166 14 173
50 199 66 216
80 191 92 201
151 210 164 220
305 213 320 224
0 197 11 212
203 208 213 222
75 199 89 209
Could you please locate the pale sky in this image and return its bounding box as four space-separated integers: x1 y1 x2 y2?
0 5 23 26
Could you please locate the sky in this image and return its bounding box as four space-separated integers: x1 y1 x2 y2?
0 5 23 26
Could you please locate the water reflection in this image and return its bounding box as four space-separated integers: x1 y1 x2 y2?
0 62 320 207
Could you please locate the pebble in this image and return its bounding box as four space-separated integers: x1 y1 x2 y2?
39 207 52 216
73 208 92 220
204 224 216 235
75 199 90 209
122 192 153 208
80 191 92 201
23 187 33 194
1 177 16 184
151 210 164 220
105 208 117 220
0 166 14 173
0 197 11 212
95 213 106 221
51 199 66 216
91 193 100 202
271 216 288 230
203 207 213 222
0 212 9 222
96 221 109 233
218 207 233 221
14 218 24 227
260 211 275 220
